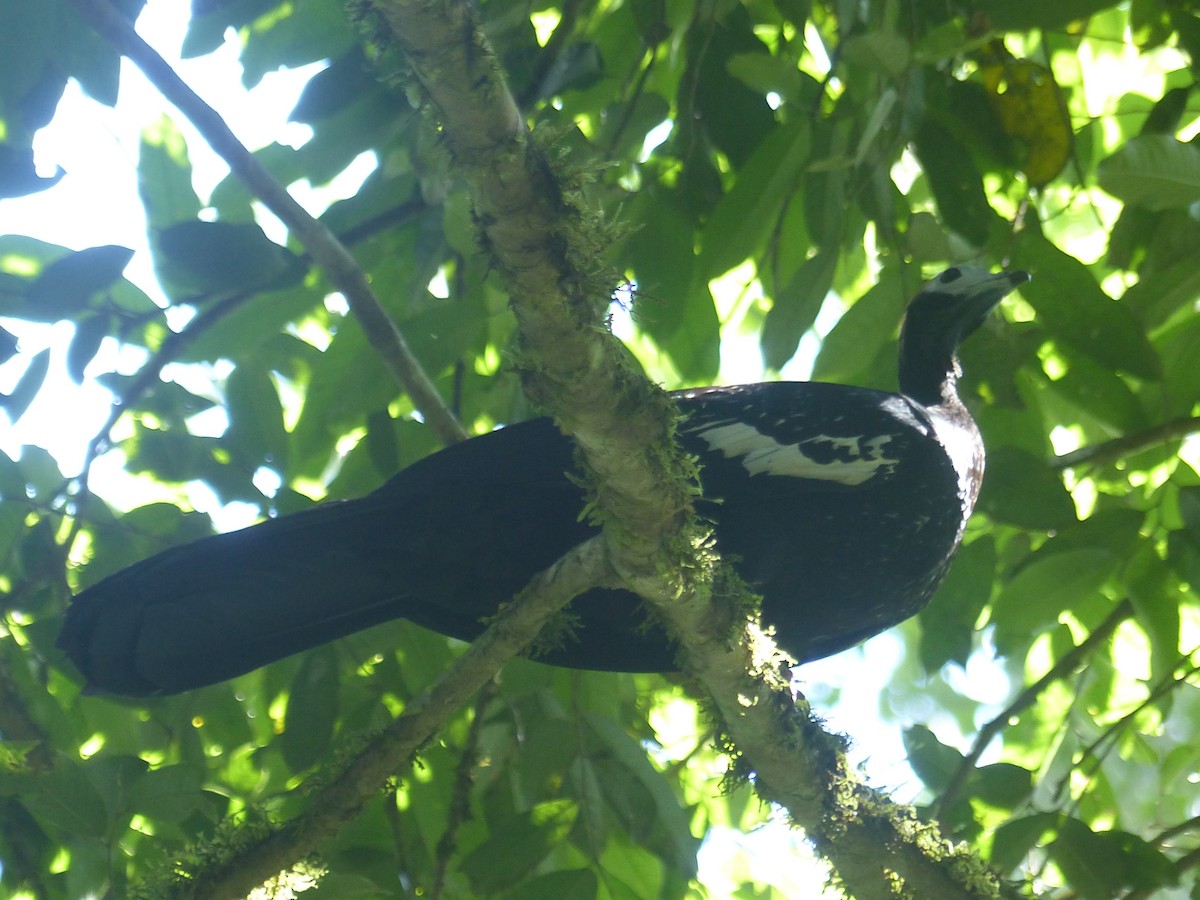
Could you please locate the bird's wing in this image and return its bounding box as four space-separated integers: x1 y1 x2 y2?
674 382 935 490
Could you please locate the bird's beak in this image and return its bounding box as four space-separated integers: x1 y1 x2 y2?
958 270 1030 330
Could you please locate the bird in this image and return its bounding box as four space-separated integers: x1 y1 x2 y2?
57 266 1029 696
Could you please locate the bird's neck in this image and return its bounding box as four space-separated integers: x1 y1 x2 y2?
910 358 986 522
899 348 963 410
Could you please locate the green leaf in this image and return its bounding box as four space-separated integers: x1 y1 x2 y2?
725 52 804 100
912 119 995 247
460 799 578 893
128 764 207 824
67 314 111 384
1155 314 1200 417
511 869 599 900
12 244 135 320
18 517 58 585
689 9 777 167
986 0 1124 30
182 0 278 57
138 118 201 231
903 724 963 792
282 646 340 772
238 0 355 87
291 319 398 479
1044 349 1148 433
812 268 906 383
1098 134 1200 211
290 49 378 124
841 31 910 78
761 248 838 370
1012 233 1160 379
225 364 289 470
0 143 64 198
990 813 1056 871
583 713 699 877
0 325 17 364
176 283 325 364
972 763 1033 809
1052 818 1177 898
154 220 305 298
977 446 1076 530
622 187 720 381
698 118 811 279
17 769 106 835
43 0 124 106
919 536 996 671
1125 542 1181 684
989 548 1118 655
1 347 50 422
1123 256 1200 329
365 409 400 479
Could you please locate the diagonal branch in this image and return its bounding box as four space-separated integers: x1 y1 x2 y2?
63 0 467 448
177 538 616 900
1051 416 1200 469
935 599 1133 819
61 197 430 558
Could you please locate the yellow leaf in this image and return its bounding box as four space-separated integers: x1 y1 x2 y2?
980 42 1073 186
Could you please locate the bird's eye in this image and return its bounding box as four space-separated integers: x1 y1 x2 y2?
940 267 962 282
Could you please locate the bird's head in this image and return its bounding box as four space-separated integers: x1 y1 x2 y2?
898 266 1030 406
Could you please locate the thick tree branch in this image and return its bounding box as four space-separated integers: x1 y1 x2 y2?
63 0 467 448
366 1 1004 898
364 0 696 586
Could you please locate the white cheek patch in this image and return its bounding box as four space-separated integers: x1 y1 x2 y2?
692 422 898 485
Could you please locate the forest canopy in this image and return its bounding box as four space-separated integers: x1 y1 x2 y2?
2 0 1200 898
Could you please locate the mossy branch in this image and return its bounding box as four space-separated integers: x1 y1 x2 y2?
364 1 1005 898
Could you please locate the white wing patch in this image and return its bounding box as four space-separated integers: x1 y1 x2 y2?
692 422 898 485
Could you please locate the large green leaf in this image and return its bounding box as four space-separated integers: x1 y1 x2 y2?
282 646 340 772
153 220 306 298
1 347 49 422
919 536 996 671
761 248 838 370
812 267 906 383
697 118 811 279
138 119 202 231
459 799 578 893
977 446 1076 530
986 0 1124 30
1098 135 1200 211
26 246 134 316
1013 233 1160 379
224 363 289 470
912 119 996 247
903 724 963 792
989 548 1119 655
1051 819 1177 898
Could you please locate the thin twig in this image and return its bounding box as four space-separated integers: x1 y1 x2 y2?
64 0 467 448
935 599 1133 819
1052 416 1200 470
1055 651 1200 812
430 679 497 899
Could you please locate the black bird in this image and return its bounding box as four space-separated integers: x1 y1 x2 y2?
58 266 1028 696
